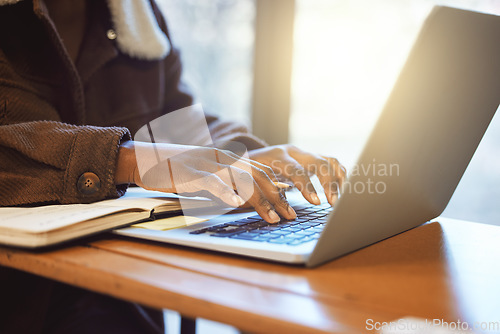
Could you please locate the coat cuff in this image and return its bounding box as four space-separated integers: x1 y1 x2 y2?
61 126 130 204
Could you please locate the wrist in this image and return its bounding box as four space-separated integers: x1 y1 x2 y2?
114 140 137 185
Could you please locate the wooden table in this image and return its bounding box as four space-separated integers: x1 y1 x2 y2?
0 217 499 333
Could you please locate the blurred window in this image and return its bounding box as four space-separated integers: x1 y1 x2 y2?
157 0 256 124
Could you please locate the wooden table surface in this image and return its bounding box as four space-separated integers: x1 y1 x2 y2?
0 217 499 333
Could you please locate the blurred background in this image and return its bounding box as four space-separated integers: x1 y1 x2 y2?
157 0 500 227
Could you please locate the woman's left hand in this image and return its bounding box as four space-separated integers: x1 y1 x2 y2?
249 145 346 206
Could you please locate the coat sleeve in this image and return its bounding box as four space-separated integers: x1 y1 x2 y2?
204 113 268 151
0 121 130 206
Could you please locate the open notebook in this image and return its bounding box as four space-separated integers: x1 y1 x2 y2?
0 188 215 248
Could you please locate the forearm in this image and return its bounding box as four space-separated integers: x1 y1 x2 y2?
114 140 137 185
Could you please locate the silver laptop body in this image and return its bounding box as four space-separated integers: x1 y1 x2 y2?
115 6 500 267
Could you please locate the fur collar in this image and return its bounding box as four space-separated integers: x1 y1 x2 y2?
0 0 170 60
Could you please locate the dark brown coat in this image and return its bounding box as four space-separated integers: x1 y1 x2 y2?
0 0 265 207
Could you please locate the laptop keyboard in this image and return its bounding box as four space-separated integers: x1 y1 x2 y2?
189 203 332 246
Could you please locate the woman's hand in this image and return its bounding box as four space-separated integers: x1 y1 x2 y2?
248 145 346 206
115 141 296 224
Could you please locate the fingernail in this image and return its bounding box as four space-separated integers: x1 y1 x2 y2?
311 193 321 205
232 194 245 207
329 193 338 205
224 193 244 207
268 210 280 223
287 206 296 218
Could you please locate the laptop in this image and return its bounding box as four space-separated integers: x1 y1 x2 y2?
115 6 500 267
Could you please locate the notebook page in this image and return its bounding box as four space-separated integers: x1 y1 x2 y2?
0 188 210 234
101 187 215 212
0 204 133 233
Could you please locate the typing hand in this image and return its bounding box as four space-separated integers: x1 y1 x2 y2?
115 141 296 224
248 145 346 206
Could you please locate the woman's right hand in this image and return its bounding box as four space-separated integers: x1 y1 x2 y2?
115 141 296 224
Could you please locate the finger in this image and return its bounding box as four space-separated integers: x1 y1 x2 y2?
226 168 283 223
242 157 279 183
275 156 320 205
217 149 295 219
321 155 346 187
287 148 345 205
320 155 347 205
247 164 296 220
230 164 296 221
217 149 287 199
189 172 245 208
304 156 340 206
214 150 255 199
212 151 241 195
219 150 279 183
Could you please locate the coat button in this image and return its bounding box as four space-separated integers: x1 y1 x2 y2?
77 172 101 195
107 29 117 40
